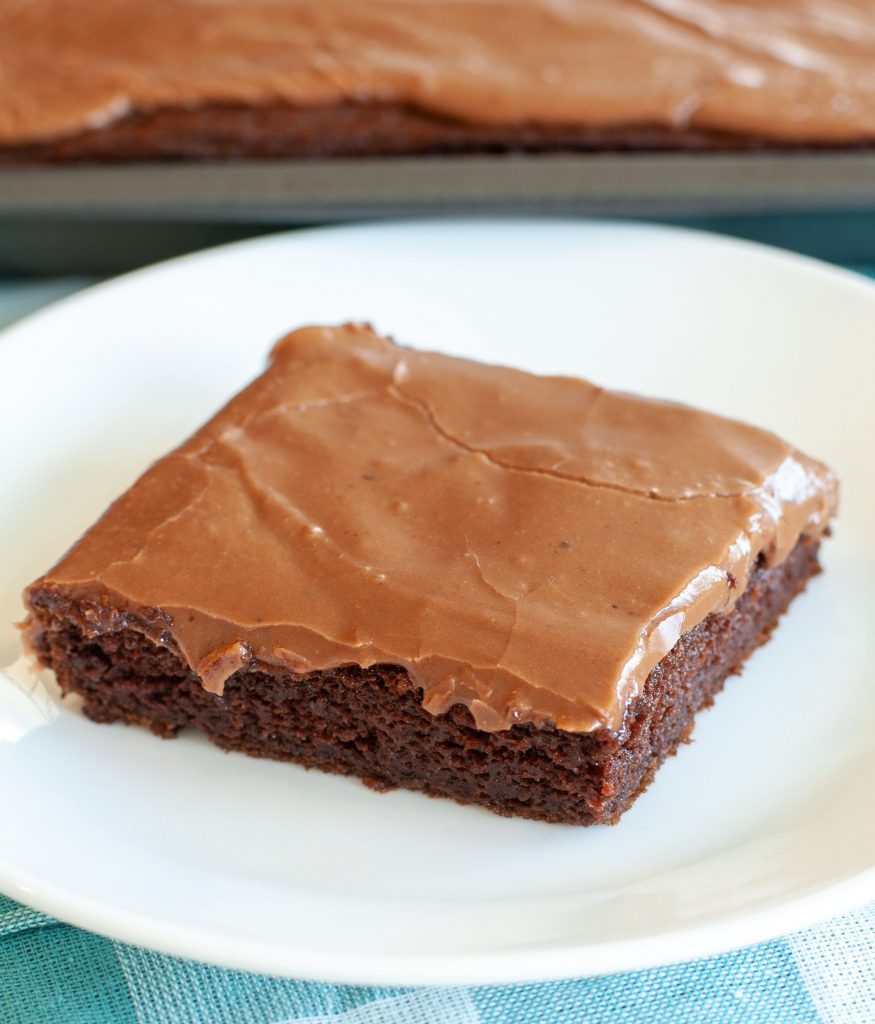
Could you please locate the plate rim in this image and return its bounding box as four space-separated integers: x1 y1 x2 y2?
3 214 875 354
3 860 874 985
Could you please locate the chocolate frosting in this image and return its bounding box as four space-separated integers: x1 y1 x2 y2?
26 325 837 733
4 1 875 146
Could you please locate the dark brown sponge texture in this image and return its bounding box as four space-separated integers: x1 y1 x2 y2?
1 102 866 163
25 536 820 825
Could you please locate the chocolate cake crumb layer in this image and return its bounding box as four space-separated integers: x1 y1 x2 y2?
5 102 869 165
27 538 820 825
4 1 875 161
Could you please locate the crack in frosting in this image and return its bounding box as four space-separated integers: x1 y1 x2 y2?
26 324 837 732
388 379 791 504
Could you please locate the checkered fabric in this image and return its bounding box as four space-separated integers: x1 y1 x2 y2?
2 895 874 1024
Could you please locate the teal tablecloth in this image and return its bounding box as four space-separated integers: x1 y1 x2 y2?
1 273 873 1024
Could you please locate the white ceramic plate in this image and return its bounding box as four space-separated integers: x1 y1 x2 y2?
1 221 873 985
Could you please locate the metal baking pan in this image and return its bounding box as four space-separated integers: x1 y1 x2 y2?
3 151 875 273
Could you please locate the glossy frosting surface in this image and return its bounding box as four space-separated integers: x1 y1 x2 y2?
28 325 837 732
4 0 875 145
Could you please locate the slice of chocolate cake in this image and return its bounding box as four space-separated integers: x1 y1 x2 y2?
23 325 837 824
